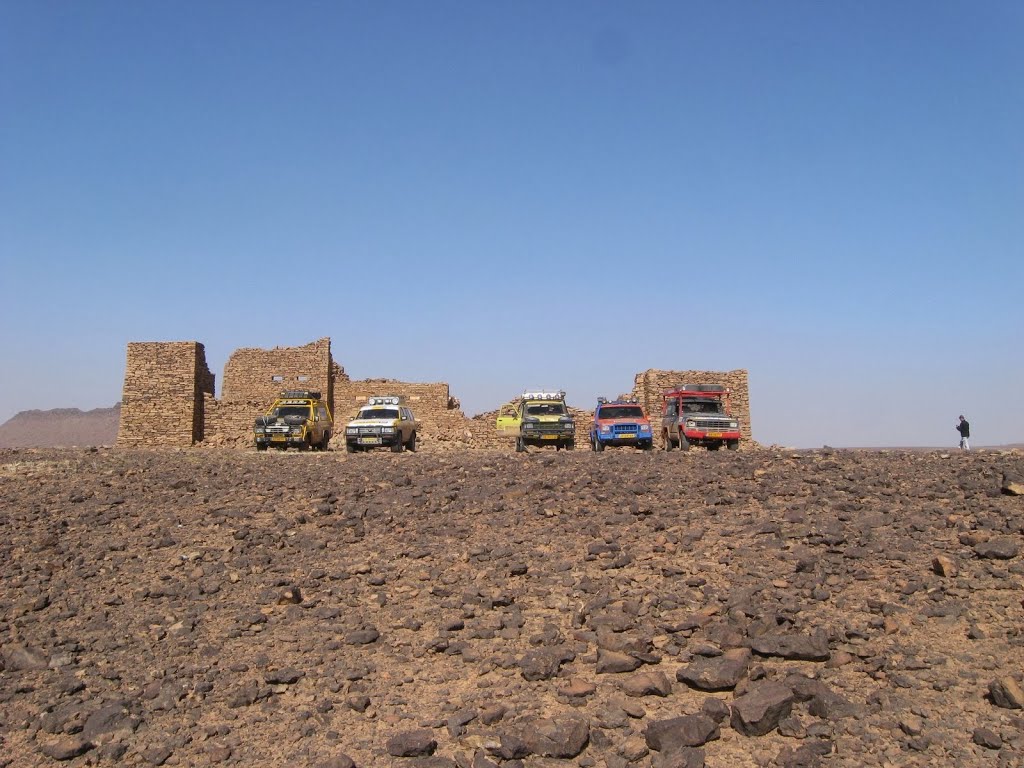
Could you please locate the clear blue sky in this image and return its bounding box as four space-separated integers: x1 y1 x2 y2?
2 2 1021 447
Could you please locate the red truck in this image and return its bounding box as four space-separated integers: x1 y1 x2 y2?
661 385 741 451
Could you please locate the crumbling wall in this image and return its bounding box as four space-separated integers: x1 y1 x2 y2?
631 369 753 446
222 338 334 411
117 342 214 447
201 338 339 446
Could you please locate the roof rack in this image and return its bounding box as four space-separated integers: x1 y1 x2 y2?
367 395 402 406
598 397 639 405
521 390 565 401
280 390 322 400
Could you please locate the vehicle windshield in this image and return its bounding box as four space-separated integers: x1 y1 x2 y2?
600 406 644 420
359 408 400 420
526 402 566 416
271 406 311 419
681 399 723 414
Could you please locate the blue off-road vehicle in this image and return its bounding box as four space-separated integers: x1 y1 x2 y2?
589 397 654 451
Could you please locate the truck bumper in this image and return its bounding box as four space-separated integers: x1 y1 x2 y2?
683 430 741 446
346 434 403 448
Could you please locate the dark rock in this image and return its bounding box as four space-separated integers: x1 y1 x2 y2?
496 733 531 760
82 701 140 741
621 670 672 697
989 677 1024 709
39 737 93 760
522 716 590 758
387 730 437 757
676 649 750 691
4 644 49 671
700 698 731 724
519 647 574 681
651 747 705 768
316 756 356 768
975 537 1019 560
265 667 303 685
141 744 173 765
596 649 642 674
749 632 830 661
731 681 796 736
346 628 380 645
645 715 720 751
972 727 1002 749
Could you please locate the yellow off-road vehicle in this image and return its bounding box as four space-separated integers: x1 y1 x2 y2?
254 391 333 451
496 390 576 452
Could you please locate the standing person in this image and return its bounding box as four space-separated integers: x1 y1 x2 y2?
956 415 971 450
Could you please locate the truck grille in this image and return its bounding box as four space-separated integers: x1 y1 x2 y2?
266 425 290 434
358 427 381 435
694 418 733 431
612 423 641 435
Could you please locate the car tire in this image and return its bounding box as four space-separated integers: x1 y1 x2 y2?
256 444 268 452
515 436 526 453
320 432 330 451
727 440 739 451
346 443 356 454
407 432 417 452
594 437 604 452
391 435 404 453
663 430 673 451
679 431 691 452
566 441 575 451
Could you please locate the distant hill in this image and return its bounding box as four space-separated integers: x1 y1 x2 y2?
0 404 120 448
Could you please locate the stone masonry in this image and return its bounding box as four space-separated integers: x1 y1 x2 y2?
117 337 754 448
117 342 215 447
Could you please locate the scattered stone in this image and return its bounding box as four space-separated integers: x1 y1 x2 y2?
645 715 720 751
972 727 1002 749
522 716 589 758
596 649 642 674
975 538 1019 560
749 632 830 661
731 681 796 736
621 670 672 697
989 677 1024 709
39 737 93 761
932 555 958 577
386 730 437 757
676 649 750 691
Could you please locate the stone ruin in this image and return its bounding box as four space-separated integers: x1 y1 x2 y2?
116 337 753 448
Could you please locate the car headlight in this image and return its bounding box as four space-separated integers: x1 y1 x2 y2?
686 420 696 428
640 424 651 432
600 425 611 433
524 422 535 430
382 427 395 434
564 421 575 430
291 426 303 434
255 427 265 434
346 427 358 435
730 421 738 429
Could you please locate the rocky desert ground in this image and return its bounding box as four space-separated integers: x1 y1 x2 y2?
2 445 1023 768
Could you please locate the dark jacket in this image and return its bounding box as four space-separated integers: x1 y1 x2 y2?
957 419 970 438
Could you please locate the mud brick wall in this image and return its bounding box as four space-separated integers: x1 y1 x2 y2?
221 338 334 412
117 342 214 447
334 379 465 445
631 369 753 446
